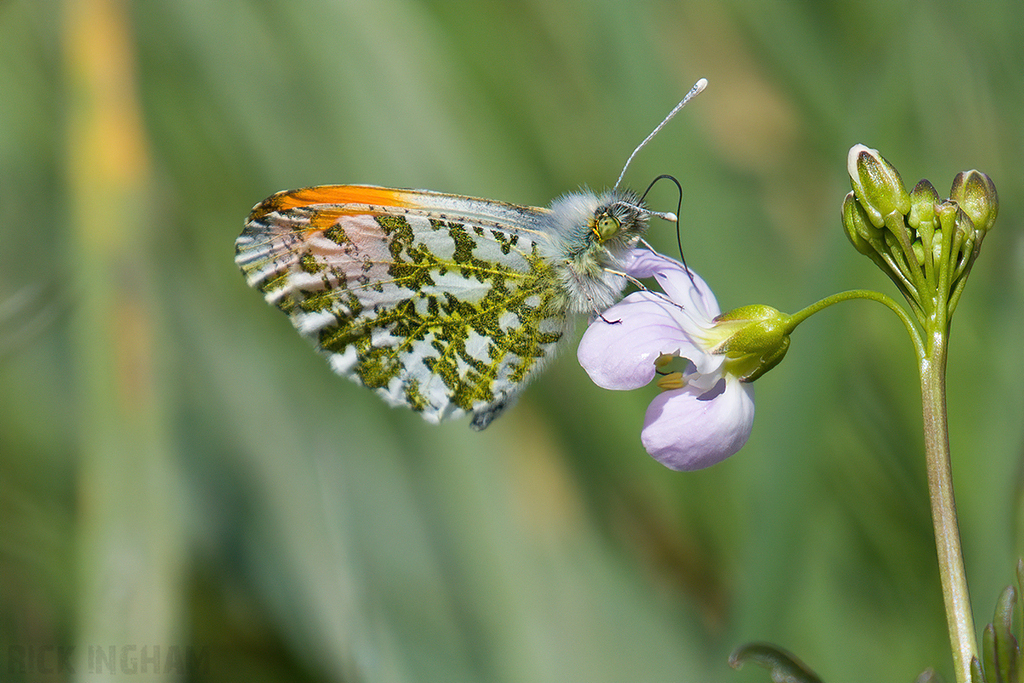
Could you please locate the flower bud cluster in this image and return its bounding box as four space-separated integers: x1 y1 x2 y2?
842 144 997 321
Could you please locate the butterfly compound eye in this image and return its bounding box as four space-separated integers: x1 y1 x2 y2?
593 214 621 242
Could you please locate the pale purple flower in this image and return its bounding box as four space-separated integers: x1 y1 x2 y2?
578 249 755 471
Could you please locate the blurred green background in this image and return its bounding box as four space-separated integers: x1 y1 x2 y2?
1 0 1022 681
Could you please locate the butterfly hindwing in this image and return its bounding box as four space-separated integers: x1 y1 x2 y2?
235 185 574 429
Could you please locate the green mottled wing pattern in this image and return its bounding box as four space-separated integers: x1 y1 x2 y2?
235 184 574 429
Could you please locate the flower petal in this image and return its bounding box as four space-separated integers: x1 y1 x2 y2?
578 291 714 390
621 248 673 278
624 250 721 320
641 376 755 471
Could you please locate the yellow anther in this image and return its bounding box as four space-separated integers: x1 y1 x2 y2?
656 372 685 391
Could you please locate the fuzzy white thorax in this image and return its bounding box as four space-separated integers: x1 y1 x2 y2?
540 189 649 314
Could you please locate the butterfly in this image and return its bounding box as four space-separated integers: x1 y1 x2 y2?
235 79 706 430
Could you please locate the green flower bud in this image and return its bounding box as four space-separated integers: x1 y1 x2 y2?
945 203 978 267
953 204 975 243
908 180 941 264
710 305 792 382
911 239 926 266
842 191 882 256
847 144 912 228
950 170 998 234
908 179 939 232
935 200 958 231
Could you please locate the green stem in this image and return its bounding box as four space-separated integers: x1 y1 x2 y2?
920 331 978 683
788 288 977 681
786 289 924 358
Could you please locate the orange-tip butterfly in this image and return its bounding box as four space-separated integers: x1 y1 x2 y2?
236 79 706 429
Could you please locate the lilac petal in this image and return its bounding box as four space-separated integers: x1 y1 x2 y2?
624 250 720 319
621 248 675 278
578 292 708 390
641 377 755 471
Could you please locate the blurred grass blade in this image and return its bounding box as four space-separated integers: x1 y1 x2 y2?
975 656 988 683
982 586 1020 683
0 283 63 358
63 0 183 676
729 642 824 683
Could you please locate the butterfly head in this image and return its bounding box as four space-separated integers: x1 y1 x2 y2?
591 194 649 247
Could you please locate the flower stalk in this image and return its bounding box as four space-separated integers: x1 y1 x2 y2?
920 330 978 683
577 143 998 683
843 144 998 683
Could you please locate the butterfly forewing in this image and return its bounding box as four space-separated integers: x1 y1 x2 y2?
235 185 573 429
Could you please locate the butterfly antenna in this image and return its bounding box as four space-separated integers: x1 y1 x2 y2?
639 174 696 285
612 78 707 191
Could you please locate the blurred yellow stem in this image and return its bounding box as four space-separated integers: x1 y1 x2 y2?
64 0 182 669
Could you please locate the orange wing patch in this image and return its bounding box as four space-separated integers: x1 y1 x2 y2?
248 185 414 224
